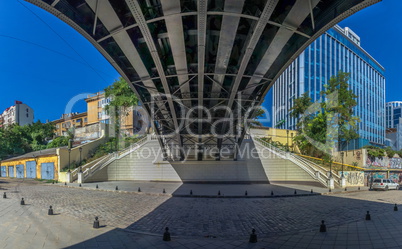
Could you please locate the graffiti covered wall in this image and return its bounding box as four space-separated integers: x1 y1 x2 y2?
366 172 402 184
365 157 402 169
338 171 364 186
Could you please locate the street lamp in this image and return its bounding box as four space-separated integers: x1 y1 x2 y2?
79 147 83 173
291 133 294 152
341 151 345 177
286 130 289 151
68 148 71 173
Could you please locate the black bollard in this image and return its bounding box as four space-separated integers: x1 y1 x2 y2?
218 190 221 196
96 184 98 189
294 190 297 195
358 186 361 190
52 181 54 184
48 205 54 215
249 229 257 243
116 186 118 191
79 184 82 187
245 191 248 196
163 227 171 241
20 198 25 205
319 220 326 232
329 189 331 192
395 204 398 211
138 187 141 192
345 187 347 191
271 190 274 196
311 189 313 194
64 182 67 186
163 188 166 194
93 217 100 228
3 192 6 199
190 190 193 195
365 211 371 220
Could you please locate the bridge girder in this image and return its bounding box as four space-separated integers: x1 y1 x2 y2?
26 0 380 160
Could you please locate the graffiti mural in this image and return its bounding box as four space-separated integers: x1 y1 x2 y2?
365 172 402 185
338 171 364 186
365 157 402 169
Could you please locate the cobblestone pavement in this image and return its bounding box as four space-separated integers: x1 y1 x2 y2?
61 180 367 196
1 178 402 248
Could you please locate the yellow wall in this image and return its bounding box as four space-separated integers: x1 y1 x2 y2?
332 149 367 167
0 155 59 180
250 128 297 150
58 172 68 183
57 136 106 172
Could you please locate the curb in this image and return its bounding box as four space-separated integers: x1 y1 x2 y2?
48 184 368 198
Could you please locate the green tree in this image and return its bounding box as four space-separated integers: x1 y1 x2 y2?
321 72 360 150
46 136 69 149
247 107 266 128
290 92 312 128
291 71 359 157
104 77 139 149
0 122 55 159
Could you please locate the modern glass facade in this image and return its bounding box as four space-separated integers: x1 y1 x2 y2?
386 101 402 129
272 25 386 148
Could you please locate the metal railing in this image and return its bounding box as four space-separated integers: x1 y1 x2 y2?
70 136 148 182
70 156 105 181
254 137 341 187
83 136 148 181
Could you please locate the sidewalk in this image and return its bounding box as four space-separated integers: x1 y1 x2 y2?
56 181 369 197
0 179 396 248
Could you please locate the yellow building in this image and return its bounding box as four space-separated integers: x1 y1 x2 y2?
0 148 59 180
53 112 88 136
85 92 106 125
85 92 143 135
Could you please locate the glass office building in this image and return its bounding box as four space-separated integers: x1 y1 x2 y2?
271 25 385 149
386 101 402 129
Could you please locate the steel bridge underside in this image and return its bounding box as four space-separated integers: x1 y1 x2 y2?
26 0 380 160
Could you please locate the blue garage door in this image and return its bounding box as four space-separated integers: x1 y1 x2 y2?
8 166 14 177
26 161 36 179
41 163 54 180
16 164 24 178
0 166 6 177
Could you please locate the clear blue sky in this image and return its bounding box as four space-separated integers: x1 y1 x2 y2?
0 0 400 123
0 0 120 122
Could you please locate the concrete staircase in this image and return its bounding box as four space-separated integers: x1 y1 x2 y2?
253 137 336 187
82 135 337 187
85 137 180 182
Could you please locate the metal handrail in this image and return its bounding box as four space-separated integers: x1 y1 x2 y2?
253 137 340 187
70 156 106 181
82 153 116 180
82 136 148 181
